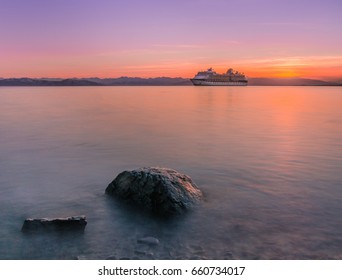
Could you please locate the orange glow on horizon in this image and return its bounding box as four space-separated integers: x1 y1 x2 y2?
236 56 342 80
1 57 342 80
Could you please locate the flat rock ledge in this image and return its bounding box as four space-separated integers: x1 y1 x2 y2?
21 215 87 232
105 167 203 216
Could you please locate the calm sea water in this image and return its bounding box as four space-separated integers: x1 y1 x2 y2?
0 86 341 260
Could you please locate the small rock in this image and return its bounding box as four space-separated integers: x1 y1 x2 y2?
137 236 160 246
135 249 153 256
223 251 234 259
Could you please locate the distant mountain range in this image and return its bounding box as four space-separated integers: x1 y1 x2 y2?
0 77 190 86
0 78 99 86
0 77 341 86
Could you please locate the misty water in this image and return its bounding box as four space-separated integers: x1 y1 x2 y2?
0 86 341 260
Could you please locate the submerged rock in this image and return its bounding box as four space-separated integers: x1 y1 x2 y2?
21 215 87 232
137 236 160 246
106 167 203 216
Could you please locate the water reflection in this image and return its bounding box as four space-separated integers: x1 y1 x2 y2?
0 86 341 259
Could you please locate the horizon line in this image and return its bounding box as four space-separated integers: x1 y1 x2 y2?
1 76 341 81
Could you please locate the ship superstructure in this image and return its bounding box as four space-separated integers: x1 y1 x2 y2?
191 68 248 86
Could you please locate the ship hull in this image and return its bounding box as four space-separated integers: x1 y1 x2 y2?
191 79 247 86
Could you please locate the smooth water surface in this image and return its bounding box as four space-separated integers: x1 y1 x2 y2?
0 86 341 259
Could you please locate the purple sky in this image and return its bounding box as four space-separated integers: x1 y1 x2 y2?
1 0 341 78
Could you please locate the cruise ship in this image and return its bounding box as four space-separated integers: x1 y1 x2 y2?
190 68 248 86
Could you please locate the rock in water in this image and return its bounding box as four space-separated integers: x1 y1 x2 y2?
105 167 203 216
22 216 87 232
137 236 160 246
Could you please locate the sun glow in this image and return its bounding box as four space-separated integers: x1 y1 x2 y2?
233 56 342 79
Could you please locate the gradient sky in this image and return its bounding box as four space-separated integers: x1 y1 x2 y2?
1 0 342 79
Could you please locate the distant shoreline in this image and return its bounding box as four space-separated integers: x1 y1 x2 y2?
0 77 341 86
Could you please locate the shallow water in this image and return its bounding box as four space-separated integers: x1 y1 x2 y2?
0 86 341 259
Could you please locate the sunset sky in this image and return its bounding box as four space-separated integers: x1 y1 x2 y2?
1 0 342 79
